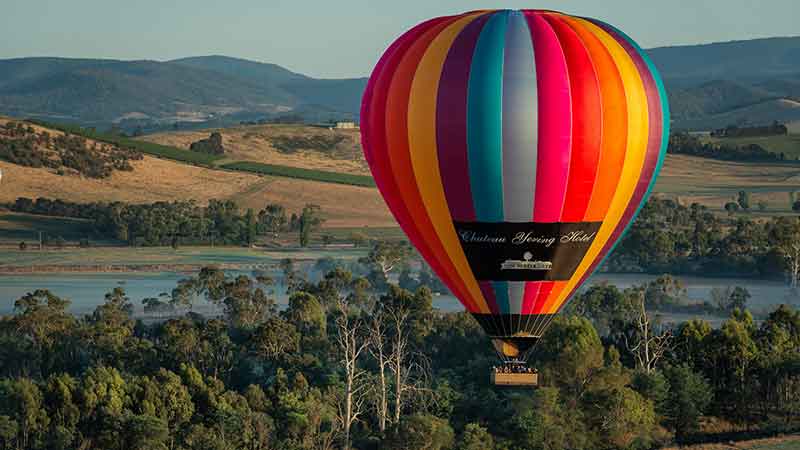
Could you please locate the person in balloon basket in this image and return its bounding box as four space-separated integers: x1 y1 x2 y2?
492 364 537 374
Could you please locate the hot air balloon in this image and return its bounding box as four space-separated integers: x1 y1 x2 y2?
360 9 669 383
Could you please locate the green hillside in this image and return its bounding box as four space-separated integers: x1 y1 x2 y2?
701 132 800 159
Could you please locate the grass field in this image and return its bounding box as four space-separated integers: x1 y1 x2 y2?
654 154 800 213
0 245 368 269
222 161 374 187
0 212 116 245
700 133 800 159
0 155 394 228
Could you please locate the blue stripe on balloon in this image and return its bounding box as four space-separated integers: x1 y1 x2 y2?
501 10 538 223
468 10 510 314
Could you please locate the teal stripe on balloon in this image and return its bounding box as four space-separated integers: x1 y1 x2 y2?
468 10 510 314
467 10 508 223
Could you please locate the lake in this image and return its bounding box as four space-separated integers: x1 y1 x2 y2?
0 269 796 318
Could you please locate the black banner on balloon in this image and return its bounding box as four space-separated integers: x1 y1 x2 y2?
453 221 602 282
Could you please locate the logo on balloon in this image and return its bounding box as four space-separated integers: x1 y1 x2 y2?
500 253 553 271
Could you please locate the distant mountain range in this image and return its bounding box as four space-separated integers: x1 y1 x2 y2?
653 37 800 130
1 36 799 131
0 56 366 129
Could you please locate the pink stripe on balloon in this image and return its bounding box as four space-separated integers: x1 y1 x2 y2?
521 281 542 314
526 12 572 222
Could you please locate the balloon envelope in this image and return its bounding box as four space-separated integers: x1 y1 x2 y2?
360 9 669 358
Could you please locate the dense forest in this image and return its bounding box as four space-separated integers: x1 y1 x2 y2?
606 198 800 280
7 198 324 248
0 121 143 178
0 257 798 450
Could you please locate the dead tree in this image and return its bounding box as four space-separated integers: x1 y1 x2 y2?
783 239 800 288
363 241 411 278
334 297 371 450
368 312 390 433
625 291 673 374
387 302 411 425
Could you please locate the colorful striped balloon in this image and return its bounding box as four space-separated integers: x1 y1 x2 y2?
361 9 669 359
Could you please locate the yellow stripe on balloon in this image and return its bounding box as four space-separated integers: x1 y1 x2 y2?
543 17 650 313
407 12 492 314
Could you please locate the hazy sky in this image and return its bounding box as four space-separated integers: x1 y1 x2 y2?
1 0 798 78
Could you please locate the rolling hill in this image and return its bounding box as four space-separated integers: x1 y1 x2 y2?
0 118 391 227
2 120 800 230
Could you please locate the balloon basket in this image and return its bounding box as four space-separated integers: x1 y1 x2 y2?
490 362 539 387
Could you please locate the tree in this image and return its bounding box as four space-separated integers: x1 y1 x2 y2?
590 386 660 449
724 202 739 214
189 132 225 155
662 364 712 440
378 287 433 428
778 218 800 287
333 295 370 450
569 283 636 338
368 308 391 434
244 208 258 246
456 423 494 450
503 387 581 450
259 203 288 238
728 286 750 311
251 317 300 361
122 414 169 450
714 311 758 417
87 287 135 364
298 204 324 247
173 266 227 311
385 414 454 450
737 190 751 210
362 241 412 279
712 286 751 312
0 415 18 450
284 292 326 338
13 290 75 375
221 275 276 328
625 289 673 374
0 379 49 450
631 370 669 417
18 241 26 251
536 316 604 397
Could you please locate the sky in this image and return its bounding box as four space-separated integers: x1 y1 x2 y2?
1 0 798 79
